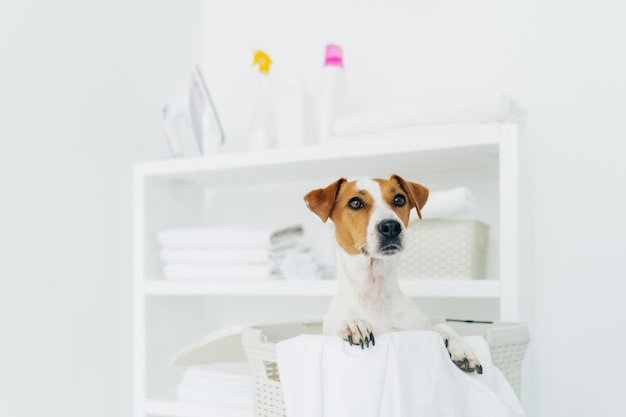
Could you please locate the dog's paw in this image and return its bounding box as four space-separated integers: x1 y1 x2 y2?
340 319 375 349
444 336 483 374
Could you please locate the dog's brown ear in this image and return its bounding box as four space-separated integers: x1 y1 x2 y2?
304 178 346 223
391 174 429 219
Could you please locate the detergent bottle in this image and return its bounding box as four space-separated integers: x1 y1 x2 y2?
250 50 277 150
319 43 347 143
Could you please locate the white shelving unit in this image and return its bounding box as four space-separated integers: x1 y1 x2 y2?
133 122 519 417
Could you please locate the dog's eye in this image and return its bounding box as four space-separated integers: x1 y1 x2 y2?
348 197 365 210
393 194 406 207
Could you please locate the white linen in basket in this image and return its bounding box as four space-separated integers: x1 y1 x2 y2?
276 331 525 417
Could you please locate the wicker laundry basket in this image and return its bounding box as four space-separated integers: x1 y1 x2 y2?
242 320 529 417
398 219 490 279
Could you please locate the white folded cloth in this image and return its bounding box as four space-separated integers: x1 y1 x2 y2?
160 248 269 264
276 331 525 417
163 263 274 280
332 94 516 137
279 251 322 280
417 187 476 220
157 224 303 250
176 364 254 409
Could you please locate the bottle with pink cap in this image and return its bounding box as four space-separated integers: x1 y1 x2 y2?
319 43 347 143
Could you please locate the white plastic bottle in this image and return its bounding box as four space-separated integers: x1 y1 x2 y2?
250 50 277 151
278 79 315 148
319 43 347 143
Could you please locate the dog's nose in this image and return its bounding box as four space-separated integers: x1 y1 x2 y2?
378 219 402 239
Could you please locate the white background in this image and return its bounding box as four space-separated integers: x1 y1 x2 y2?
1 1 625 416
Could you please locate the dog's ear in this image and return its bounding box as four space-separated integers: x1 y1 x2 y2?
304 178 346 223
391 174 429 219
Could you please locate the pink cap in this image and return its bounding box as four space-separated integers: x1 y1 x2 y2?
324 43 344 68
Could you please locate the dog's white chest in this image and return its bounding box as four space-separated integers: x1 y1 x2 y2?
355 268 391 309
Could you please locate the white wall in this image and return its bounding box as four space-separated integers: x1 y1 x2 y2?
0 2 203 416
520 2 626 415
204 1 626 416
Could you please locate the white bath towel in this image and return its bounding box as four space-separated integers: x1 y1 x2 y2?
163 263 275 280
157 224 303 250
176 364 254 409
160 248 270 264
276 331 525 417
417 187 477 220
279 250 322 280
332 94 516 137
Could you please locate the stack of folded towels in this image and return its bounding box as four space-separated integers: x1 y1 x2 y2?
176 363 254 410
157 224 319 280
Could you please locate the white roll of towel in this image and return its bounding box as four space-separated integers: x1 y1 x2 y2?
332 94 517 138
417 187 476 220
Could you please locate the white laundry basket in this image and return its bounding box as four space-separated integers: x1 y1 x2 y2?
398 219 490 279
242 320 529 417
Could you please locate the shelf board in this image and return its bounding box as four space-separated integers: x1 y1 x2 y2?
144 399 252 417
142 279 500 298
134 123 506 185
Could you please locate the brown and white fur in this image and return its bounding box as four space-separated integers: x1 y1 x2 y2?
304 174 482 374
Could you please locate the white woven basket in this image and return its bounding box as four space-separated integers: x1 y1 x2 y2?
398 219 489 279
242 320 529 417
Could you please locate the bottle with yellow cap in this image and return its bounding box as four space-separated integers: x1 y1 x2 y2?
250 50 277 151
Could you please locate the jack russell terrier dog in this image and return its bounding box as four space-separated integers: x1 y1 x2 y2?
304 174 482 374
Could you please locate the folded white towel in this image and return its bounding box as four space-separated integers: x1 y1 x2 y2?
333 94 516 137
176 364 254 409
157 224 303 250
163 263 274 280
276 331 525 417
160 248 269 264
416 187 476 220
176 385 253 409
279 251 321 280
180 365 253 389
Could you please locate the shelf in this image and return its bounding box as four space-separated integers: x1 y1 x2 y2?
142 279 501 298
144 399 252 417
134 123 506 186
134 122 519 417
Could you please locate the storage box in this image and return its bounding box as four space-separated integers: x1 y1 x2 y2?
398 219 489 279
242 320 529 417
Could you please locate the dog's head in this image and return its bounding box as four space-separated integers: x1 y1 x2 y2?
304 174 429 257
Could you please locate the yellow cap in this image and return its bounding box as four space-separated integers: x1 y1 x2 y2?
253 50 272 73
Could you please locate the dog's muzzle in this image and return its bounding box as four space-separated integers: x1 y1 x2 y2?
377 219 404 254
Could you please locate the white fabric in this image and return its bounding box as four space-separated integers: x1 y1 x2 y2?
276 331 525 417
279 251 322 280
160 248 269 264
176 365 254 409
157 225 303 250
332 94 515 137
163 263 274 280
417 187 476 220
